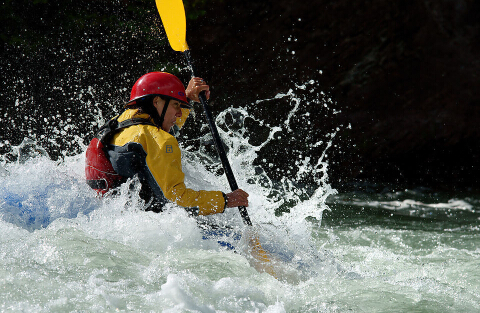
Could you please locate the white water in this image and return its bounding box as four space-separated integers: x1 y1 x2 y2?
2 85 480 312
0 145 334 312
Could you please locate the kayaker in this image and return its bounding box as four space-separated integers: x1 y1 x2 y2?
85 72 249 215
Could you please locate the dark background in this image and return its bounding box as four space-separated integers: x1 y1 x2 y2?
1 0 479 192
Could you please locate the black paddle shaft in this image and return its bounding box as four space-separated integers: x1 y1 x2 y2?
184 50 252 226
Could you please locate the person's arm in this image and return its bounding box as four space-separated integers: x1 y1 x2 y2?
146 135 226 215
174 77 210 130
224 189 249 208
185 77 210 102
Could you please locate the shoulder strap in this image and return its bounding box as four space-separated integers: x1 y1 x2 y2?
117 118 156 129
96 117 156 144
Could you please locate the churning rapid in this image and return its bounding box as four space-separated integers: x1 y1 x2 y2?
1 79 480 312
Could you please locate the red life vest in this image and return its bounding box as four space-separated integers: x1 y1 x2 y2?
85 117 155 195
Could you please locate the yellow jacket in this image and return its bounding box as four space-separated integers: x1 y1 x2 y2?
107 108 226 215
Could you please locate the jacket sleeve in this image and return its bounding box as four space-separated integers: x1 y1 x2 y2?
145 134 226 215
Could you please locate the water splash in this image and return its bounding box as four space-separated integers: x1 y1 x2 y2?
175 80 345 281
1 76 342 284
0 151 97 232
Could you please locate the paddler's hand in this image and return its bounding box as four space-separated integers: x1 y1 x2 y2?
225 189 249 208
186 77 210 103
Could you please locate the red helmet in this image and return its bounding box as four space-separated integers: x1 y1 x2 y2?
127 72 191 108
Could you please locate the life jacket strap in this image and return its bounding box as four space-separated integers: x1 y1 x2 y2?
85 116 158 195
96 117 157 144
86 179 107 190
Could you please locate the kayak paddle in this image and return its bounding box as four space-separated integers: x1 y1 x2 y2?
155 0 276 277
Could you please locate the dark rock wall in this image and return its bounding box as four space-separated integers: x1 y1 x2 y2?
186 0 480 190
1 0 478 191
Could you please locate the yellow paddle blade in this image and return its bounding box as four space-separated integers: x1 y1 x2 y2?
248 234 277 278
155 0 189 52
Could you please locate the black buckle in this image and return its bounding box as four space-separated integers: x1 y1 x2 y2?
86 179 107 190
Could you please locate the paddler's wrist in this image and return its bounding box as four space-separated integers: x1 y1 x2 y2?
222 192 228 210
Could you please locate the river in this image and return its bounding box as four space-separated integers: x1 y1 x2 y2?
1 93 479 311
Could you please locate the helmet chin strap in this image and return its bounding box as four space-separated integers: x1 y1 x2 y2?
158 98 171 130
